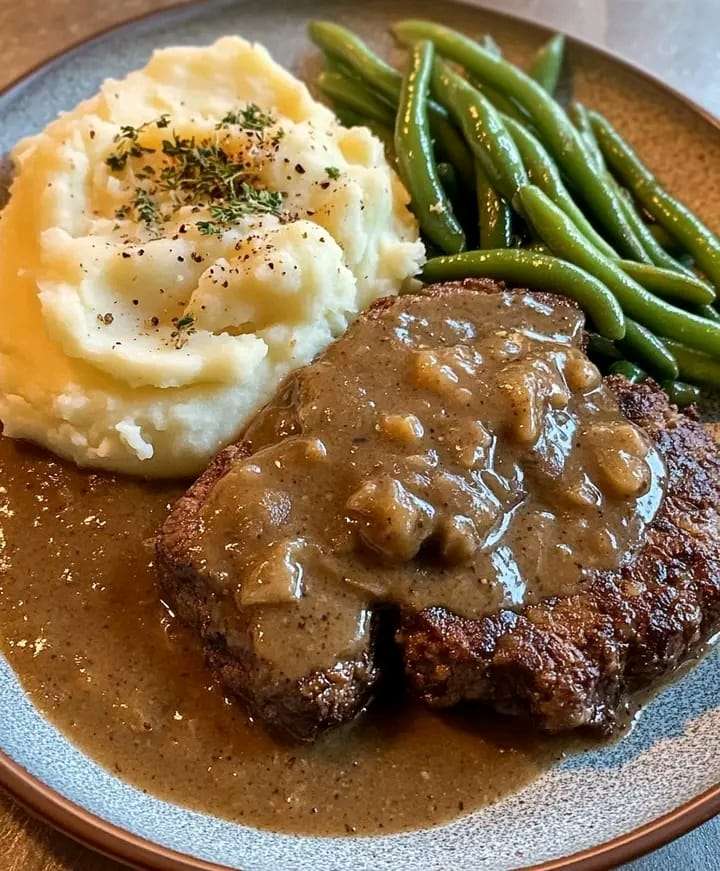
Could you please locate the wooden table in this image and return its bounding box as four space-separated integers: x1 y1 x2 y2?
0 1 718 868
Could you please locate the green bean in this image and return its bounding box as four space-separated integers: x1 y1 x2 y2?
477 34 530 125
528 33 565 95
317 70 395 125
572 101 692 274
588 333 622 361
589 109 720 289
569 102 604 170
393 20 649 260
502 114 617 259
618 260 714 305
310 22 402 99
394 41 465 254
395 40 465 254
618 318 678 380
614 182 694 274
648 221 682 253
475 162 512 248
331 105 365 128
430 60 527 203
609 360 646 383
662 380 701 407
420 249 625 338
423 107 476 191
475 82 528 124
517 184 720 357
664 339 720 386
366 120 396 161
437 161 458 195
693 303 720 324
309 21 474 187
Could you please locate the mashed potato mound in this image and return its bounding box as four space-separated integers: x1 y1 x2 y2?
0 36 424 477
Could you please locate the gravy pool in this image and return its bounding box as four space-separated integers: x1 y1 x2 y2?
0 435 572 835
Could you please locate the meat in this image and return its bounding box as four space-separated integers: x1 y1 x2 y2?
156 279 720 742
156 443 380 742
401 377 720 733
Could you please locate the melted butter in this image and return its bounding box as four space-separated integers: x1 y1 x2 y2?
0 437 568 835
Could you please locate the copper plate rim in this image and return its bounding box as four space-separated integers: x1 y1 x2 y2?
1 1 719 869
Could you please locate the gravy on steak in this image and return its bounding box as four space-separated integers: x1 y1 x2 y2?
166 287 664 726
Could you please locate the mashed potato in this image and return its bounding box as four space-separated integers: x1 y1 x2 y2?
0 36 424 477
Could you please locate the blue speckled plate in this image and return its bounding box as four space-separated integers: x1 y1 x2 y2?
1 1 719 869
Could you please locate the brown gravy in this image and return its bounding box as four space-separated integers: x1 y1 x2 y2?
192 290 663 689
0 435 574 836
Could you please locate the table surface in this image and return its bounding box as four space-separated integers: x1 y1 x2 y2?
0 0 719 869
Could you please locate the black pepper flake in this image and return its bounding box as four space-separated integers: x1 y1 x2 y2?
177 255 184 262
294 163 306 174
132 299 139 305
150 316 159 327
98 312 114 325
121 252 131 259
137 249 145 256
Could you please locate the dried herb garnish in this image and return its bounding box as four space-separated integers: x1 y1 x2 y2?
170 313 196 348
105 115 170 171
107 109 284 233
325 166 341 180
216 103 276 131
196 185 283 235
133 187 159 226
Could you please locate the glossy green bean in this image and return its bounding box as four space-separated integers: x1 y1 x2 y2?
589 109 720 289
618 260 714 305
517 184 720 357
317 70 395 125
528 33 565 94
420 249 625 338
618 318 679 380
588 333 622 361
502 114 617 259
430 60 527 203
395 41 465 254
309 21 474 186
393 20 649 260
693 303 720 324
662 380 701 407
569 102 604 170
614 182 694 274
648 222 682 253
475 162 512 248
608 360 646 383
568 103 685 273
437 161 458 195
475 82 528 123
664 339 720 386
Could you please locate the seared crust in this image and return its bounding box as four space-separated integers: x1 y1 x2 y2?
400 378 720 733
156 443 379 742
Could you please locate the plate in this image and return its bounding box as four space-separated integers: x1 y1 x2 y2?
1 1 719 869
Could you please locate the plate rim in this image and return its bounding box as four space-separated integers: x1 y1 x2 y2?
1 1 719 869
